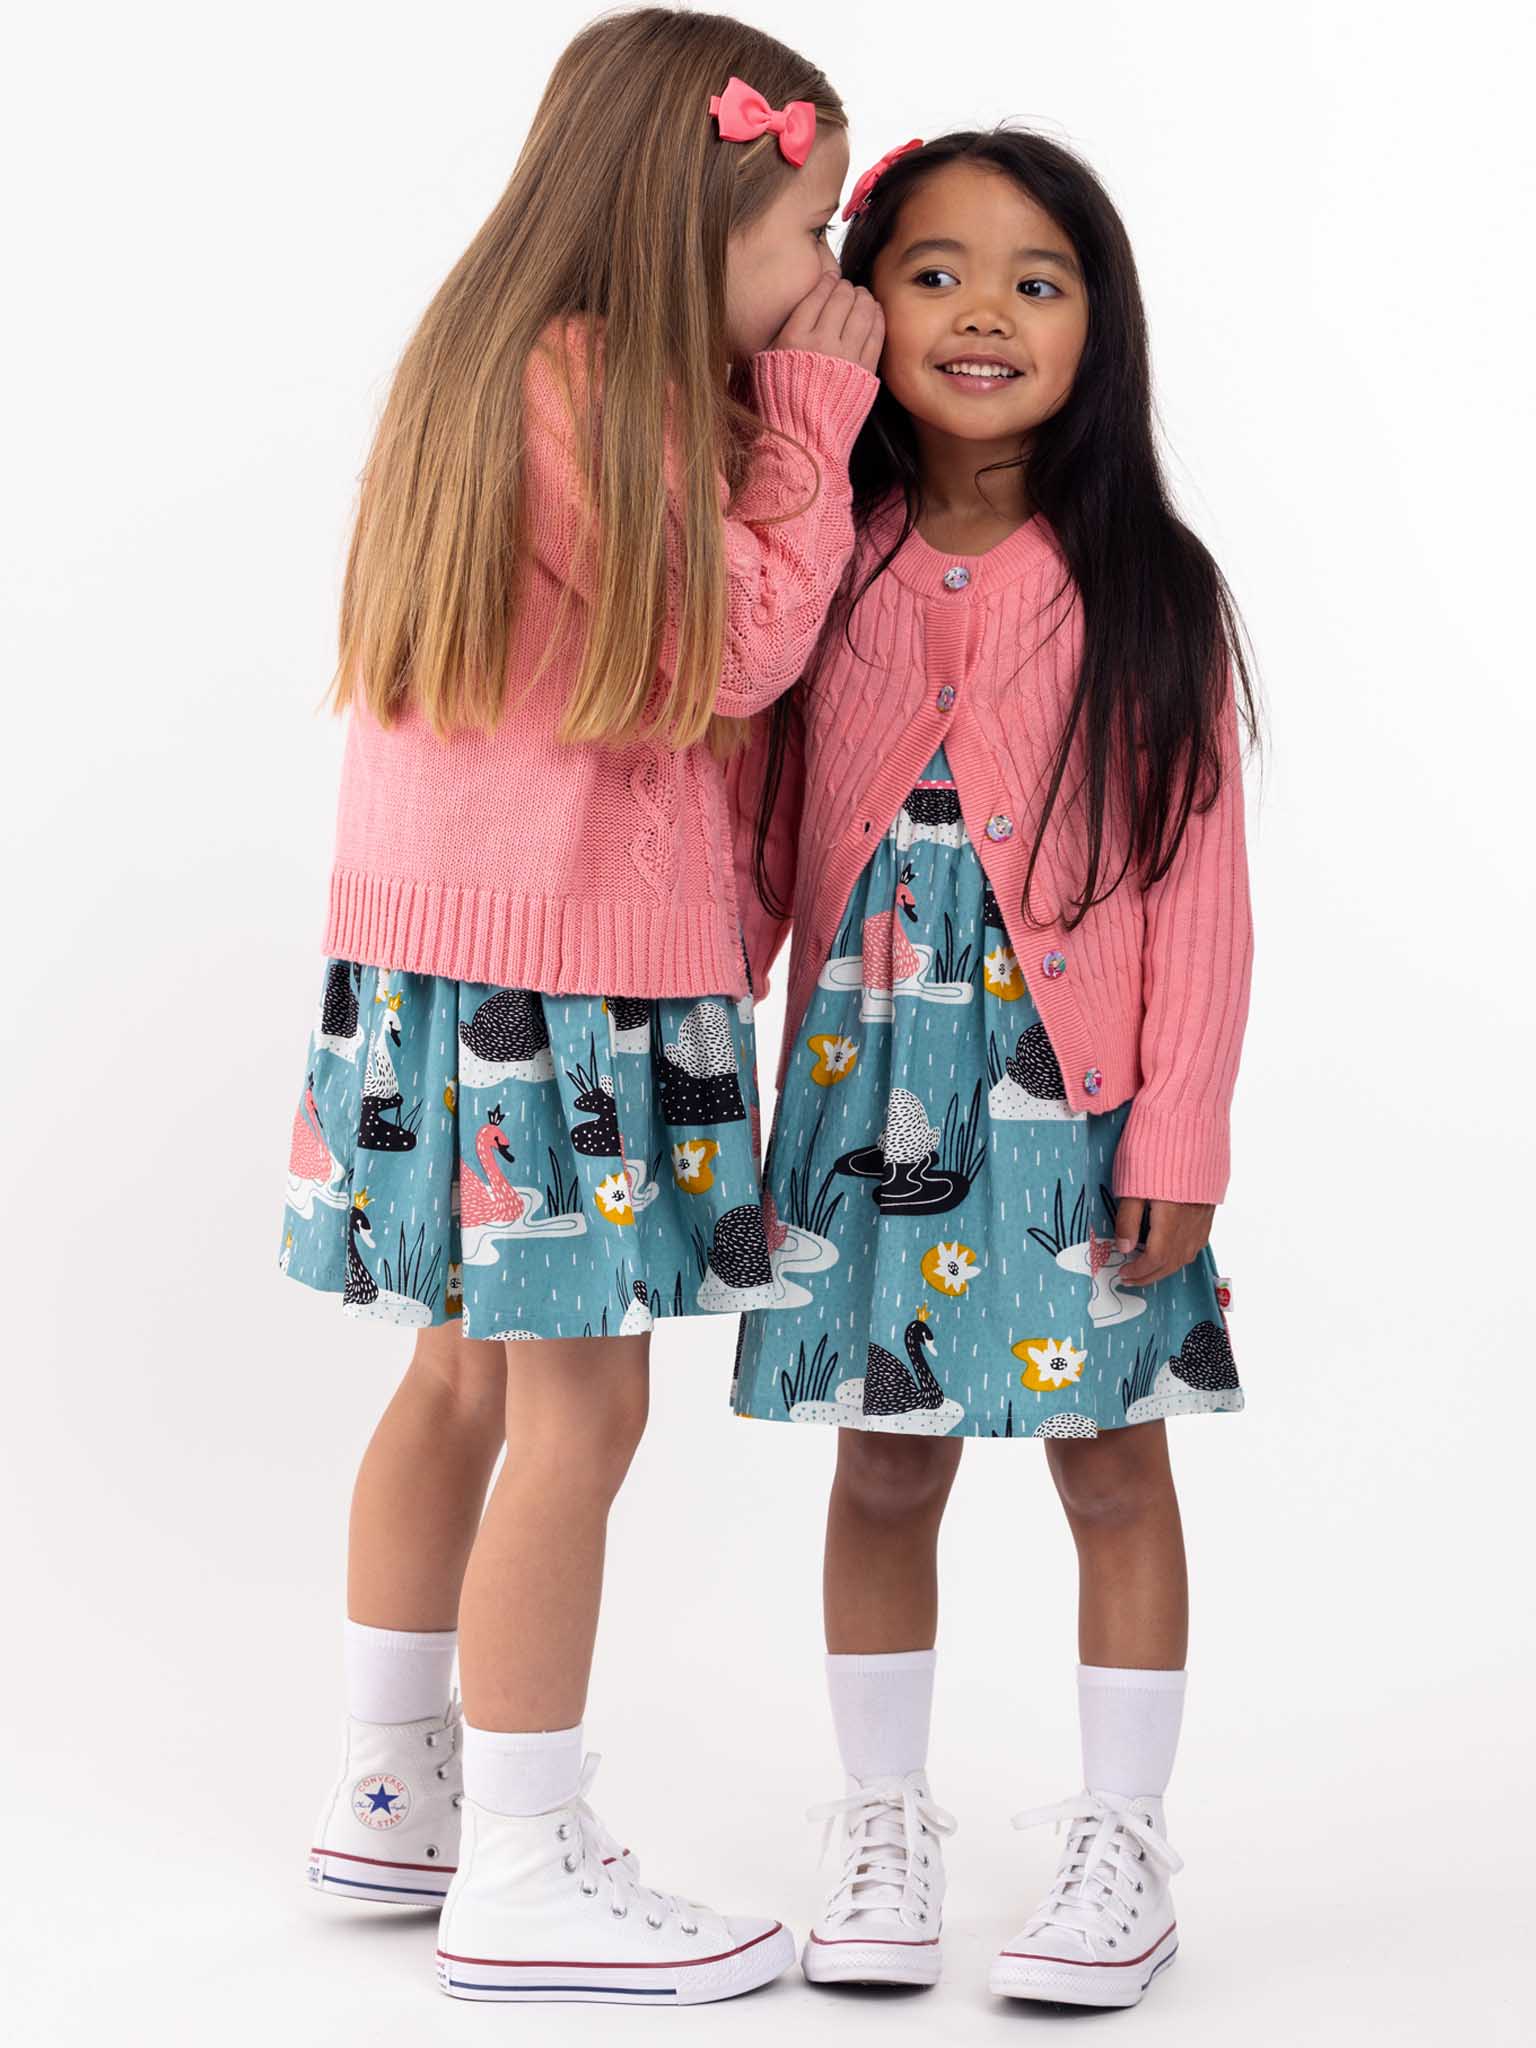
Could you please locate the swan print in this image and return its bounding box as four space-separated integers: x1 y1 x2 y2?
359 984 421 1153
759 1187 839 1307
817 859 975 1022
457 1104 588 1266
315 960 364 1061
696 1203 778 1310
282 961 766 1340
458 989 555 1086
657 1001 746 1125
792 1304 964 1435
988 1021 1084 1123
342 1190 437 1326
729 744 1244 1439
834 1084 985 1218
604 996 651 1056
1055 1228 1149 1328
285 1073 349 1218
1123 1319 1243 1425
895 779 967 850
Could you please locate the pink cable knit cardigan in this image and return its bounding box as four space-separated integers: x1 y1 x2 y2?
732 501 1254 1205
322 338 879 1000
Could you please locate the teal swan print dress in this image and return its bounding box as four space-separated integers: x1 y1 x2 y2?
280 966 772 1341
731 748 1244 1440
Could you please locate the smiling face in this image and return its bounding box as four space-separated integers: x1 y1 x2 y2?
870 160 1089 447
724 124 849 356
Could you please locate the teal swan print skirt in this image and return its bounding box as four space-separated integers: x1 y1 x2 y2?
731 748 1244 1441
280 962 770 1341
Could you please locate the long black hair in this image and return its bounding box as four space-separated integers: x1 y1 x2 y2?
751 128 1257 929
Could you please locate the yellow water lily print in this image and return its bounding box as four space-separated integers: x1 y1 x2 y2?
983 944 1025 1000
1013 1335 1088 1390
921 1241 980 1296
808 1032 859 1085
593 1171 636 1226
671 1138 720 1193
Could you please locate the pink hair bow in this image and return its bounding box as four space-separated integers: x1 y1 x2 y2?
709 75 817 168
842 137 924 220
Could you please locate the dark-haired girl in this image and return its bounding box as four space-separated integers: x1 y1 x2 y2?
732 131 1255 2009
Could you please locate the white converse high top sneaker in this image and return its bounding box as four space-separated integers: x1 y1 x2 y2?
801 1771 955 1988
989 1789 1181 2007
307 1695 465 1905
435 1757 795 2006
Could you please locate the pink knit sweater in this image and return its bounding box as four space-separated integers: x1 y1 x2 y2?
322 340 879 999
732 501 1253 1206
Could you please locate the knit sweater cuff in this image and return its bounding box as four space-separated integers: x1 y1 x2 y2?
1111 1101 1232 1207
747 349 880 464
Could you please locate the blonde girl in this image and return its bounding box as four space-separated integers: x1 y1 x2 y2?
282 8 881 2007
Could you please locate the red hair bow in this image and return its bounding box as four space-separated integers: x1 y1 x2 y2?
842 138 924 220
709 75 817 168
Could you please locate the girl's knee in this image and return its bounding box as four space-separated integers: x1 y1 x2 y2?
1048 1426 1172 1528
409 1323 507 1415
507 1335 649 1495
835 1430 961 1522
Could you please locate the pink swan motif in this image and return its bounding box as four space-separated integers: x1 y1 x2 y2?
459 1107 526 1229
288 1076 334 1182
861 875 920 994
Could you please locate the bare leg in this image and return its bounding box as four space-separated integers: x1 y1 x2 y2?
1045 1421 1188 1668
347 1322 509 1631
457 1333 649 1731
823 1431 964 1653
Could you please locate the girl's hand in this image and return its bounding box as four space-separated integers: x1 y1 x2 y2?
768 274 885 374
1113 1198 1215 1287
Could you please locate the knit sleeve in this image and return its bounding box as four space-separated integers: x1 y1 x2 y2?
725 694 805 1001
1111 682 1254 1206
520 340 877 722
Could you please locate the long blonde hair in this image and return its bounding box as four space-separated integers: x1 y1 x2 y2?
333 8 845 750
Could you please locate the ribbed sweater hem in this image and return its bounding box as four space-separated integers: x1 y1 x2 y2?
323 869 746 1000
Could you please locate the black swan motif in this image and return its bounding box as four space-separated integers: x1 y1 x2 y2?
862 1309 947 1419
1006 1022 1067 1105
458 989 553 1085
569 1072 624 1158
657 1001 746 1126
697 1203 775 1309
605 995 652 1051
834 1087 973 1217
902 786 963 835
317 961 361 1048
343 1198 379 1308
1169 1320 1240 1392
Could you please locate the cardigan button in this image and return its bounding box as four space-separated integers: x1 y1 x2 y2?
935 685 956 711
985 813 1014 843
942 565 971 591
1042 950 1067 979
1083 1066 1103 1097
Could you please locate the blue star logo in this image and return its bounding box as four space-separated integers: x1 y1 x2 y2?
363 1781 400 1817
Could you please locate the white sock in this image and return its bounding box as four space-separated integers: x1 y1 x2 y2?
1078 1664 1186 1800
826 1650 936 1781
343 1620 457 1724
463 1722 585 1817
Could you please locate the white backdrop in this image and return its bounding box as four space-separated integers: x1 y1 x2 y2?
3 4 1531 2042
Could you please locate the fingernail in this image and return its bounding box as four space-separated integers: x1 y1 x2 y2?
1115 1237 1136 1255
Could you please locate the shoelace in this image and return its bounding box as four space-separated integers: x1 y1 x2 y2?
424 1691 465 1809
807 1775 957 1928
556 1756 693 1934
1010 1791 1183 1948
